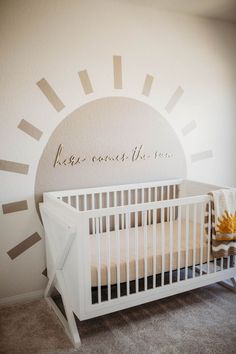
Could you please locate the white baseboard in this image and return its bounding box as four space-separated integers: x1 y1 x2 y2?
0 289 44 307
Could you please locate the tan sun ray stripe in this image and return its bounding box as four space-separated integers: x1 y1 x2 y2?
18 119 43 141
78 70 93 95
113 55 122 89
0 160 29 175
165 86 184 113
2 200 28 214
142 74 154 96
36 78 65 112
191 150 213 163
7 232 41 260
182 120 197 136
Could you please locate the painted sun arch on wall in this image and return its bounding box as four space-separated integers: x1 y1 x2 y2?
1 55 213 270
34 96 187 213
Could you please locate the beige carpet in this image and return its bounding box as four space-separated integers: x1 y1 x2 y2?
0 284 236 354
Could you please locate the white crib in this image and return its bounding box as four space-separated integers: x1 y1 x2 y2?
40 179 236 348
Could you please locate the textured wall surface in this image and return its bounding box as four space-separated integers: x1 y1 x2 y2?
0 0 236 299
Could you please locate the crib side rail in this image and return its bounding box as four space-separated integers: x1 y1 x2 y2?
45 178 182 212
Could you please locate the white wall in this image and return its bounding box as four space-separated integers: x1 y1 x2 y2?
0 0 236 299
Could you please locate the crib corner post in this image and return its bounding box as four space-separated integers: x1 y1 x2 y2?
76 213 92 317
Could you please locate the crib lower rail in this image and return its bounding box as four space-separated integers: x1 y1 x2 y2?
80 266 236 320
91 258 235 304
91 269 192 304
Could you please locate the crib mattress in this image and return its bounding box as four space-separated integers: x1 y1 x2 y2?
90 220 210 287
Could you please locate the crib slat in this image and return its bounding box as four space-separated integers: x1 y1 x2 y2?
193 204 197 277
91 194 95 210
167 185 170 222
159 187 162 222
207 201 211 274
69 196 72 206
115 214 120 298
173 185 176 219
148 188 151 224
169 206 173 284
96 217 101 303
121 192 124 229
106 215 111 301
154 187 157 202
214 257 217 273
200 203 204 276
84 194 87 211
126 213 130 295
152 208 157 288
227 255 230 269
185 205 189 280
121 190 124 205
177 205 182 282
143 210 148 291
142 188 144 203
135 211 139 293
114 191 117 207
161 207 165 287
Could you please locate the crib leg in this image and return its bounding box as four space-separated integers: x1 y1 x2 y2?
44 270 81 349
195 265 236 293
219 277 236 293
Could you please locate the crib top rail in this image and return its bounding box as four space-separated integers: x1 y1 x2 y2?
44 178 183 199
76 194 211 218
43 189 210 221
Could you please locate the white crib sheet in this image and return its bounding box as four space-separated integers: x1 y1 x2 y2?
90 220 210 287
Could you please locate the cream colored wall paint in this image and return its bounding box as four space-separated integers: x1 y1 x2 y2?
0 0 236 299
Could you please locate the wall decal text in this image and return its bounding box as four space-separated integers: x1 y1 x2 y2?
53 144 174 168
